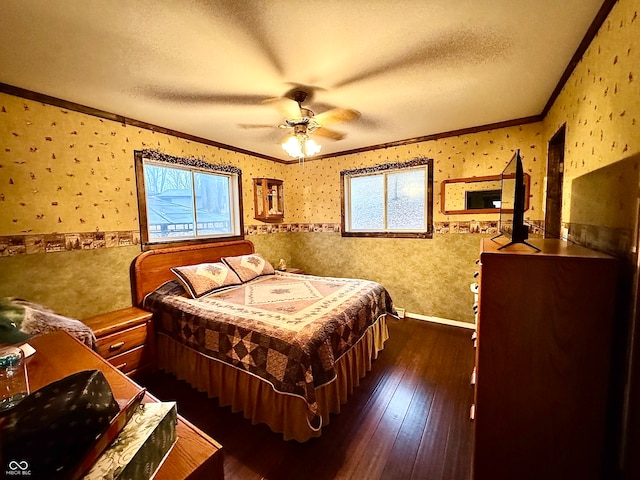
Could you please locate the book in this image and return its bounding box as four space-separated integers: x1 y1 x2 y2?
83 401 177 480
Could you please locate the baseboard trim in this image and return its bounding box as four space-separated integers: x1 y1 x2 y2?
406 312 476 330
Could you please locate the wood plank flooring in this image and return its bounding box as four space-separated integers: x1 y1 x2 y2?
139 317 475 480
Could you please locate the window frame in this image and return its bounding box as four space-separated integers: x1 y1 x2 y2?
134 150 244 250
340 158 433 239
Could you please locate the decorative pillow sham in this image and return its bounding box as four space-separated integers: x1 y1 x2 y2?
221 253 275 283
171 262 242 298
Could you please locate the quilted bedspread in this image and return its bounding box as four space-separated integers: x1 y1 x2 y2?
144 271 394 427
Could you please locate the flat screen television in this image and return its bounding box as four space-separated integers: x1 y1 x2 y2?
494 149 539 251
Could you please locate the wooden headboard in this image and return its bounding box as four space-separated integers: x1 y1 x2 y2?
130 239 255 307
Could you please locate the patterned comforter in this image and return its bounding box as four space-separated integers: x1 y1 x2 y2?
144 271 394 427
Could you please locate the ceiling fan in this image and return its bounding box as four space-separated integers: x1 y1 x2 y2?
268 87 360 140
141 82 361 158
240 85 361 159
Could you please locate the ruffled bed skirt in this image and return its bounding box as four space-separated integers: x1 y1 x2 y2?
156 314 390 442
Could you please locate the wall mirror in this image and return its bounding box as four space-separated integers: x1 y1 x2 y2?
440 173 530 214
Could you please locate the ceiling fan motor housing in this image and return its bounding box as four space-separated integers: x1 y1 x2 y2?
293 124 308 135
290 90 308 105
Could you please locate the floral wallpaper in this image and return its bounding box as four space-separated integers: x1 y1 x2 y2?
0 93 286 254
1 99 138 236
0 91 544 258
545 0 639 177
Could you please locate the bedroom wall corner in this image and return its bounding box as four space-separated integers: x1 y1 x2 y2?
272 122 546 325
246 231 296 269
272 231 484 324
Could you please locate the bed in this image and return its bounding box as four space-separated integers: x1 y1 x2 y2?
131 240 394 441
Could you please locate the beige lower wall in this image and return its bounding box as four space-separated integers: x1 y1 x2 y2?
252 231 483 324
0 245 140 319
0 231 483 324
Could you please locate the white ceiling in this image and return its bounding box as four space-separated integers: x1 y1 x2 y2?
0 0 606 161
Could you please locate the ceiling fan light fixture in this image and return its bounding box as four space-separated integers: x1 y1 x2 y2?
305 138 321 156
282 134 321 159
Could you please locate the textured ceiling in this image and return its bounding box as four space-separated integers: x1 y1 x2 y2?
0 0 607 161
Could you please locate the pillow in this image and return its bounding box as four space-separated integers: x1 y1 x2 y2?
171 262 242 298
222 253 275 283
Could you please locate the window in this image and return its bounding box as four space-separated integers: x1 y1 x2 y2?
341 158 433 238
135 151 243 247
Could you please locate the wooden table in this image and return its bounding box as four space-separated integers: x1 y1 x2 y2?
24 331 224 480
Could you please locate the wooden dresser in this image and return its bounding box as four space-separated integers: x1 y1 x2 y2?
24 331 224 480
472 238 618 480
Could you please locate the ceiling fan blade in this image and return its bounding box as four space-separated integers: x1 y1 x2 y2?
331 29 508 89
140 86 272 105
263 97 302 120
212 3 285 76
306 101 338 113
263 83 331 119
313 108 361 126
238 123 279 129
313 127 346 141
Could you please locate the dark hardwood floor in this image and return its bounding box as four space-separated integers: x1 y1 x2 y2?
139 318 475 480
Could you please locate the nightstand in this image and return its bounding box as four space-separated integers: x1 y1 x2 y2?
83 306 154 377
